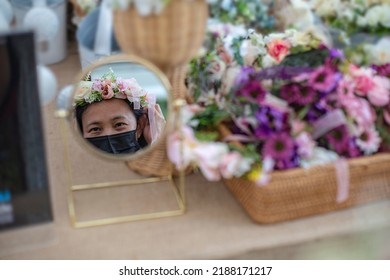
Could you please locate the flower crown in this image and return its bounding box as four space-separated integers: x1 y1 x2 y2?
74 68 149 110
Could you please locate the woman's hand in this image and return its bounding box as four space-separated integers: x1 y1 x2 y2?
143 104 166 144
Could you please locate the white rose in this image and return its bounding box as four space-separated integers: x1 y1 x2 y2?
365 37 390 64
378 5 390 28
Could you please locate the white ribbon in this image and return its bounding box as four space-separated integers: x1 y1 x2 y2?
148 94 157 144
335 158 350 203
312 109 347 140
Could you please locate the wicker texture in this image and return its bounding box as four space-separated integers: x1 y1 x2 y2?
126 137 172 176
224 153 390 223
113 0 208 69
113 0 208 100
218 124 390 223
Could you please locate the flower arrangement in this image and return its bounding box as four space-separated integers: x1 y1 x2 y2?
207 0 275 32
168 28 390 185
310 0 390 36
343 37 390 67
74 69 149 109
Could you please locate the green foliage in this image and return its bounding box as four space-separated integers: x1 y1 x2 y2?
279 49 329 68
193 104 230 130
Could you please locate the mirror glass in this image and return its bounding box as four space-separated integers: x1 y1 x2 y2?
69 55 171 161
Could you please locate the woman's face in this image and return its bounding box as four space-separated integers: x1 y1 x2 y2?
81 98 137 138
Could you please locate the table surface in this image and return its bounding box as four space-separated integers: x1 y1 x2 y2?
1 43 390 260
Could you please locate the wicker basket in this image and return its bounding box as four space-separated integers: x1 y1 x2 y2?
224 153 390 224
113 0 208 99
218 124 390 223
126 136 172 176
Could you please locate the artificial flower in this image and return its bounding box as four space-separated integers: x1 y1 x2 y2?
356 127 381 155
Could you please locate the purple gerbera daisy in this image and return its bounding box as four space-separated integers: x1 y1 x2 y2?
280 83 299 104
295 85 316 105
324 125 350 154
308 65 341 94
262 132 295 161
236 79 267 104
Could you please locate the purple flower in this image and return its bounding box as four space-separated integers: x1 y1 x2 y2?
280 83 299 104
324 125 350 154
274 153 300 170
281 83 316 105
305 99 331 123
372 63 390 78
235 67 257 85
236 79 267 104
337 137 362 158
254 106 289 139
329 48 345 60
262 132 295 161
308 66 341 94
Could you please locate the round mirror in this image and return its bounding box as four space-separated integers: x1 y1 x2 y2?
68 54 171 161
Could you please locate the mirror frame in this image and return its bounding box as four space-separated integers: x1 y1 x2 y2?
67 54 173 162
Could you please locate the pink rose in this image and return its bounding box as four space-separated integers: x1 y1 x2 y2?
101 85 114 99
266 39 291 63
354 74 375 96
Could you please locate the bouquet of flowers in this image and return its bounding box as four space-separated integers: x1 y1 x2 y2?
168 28 390 185
309 0 390 65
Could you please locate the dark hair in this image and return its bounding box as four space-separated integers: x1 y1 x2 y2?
75 99 148 147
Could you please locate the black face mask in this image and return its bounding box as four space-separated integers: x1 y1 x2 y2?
86 130 141 154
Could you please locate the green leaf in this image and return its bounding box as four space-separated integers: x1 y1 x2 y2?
279 49 329 68
195 131 220 142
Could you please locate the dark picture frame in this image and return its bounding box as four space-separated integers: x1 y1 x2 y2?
0 30 52 231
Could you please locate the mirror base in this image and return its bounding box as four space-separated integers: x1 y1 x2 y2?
67 175 185 229
57 115 186 229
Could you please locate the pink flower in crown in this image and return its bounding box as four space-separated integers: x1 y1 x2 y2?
367 75 390 107
114 80 127 99
92 79 103 91
266 38 291 63
101 81 114 99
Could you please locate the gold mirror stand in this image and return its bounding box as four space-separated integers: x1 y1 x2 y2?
55 99 186 229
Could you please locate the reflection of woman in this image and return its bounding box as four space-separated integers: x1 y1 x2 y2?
74 69 165 154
